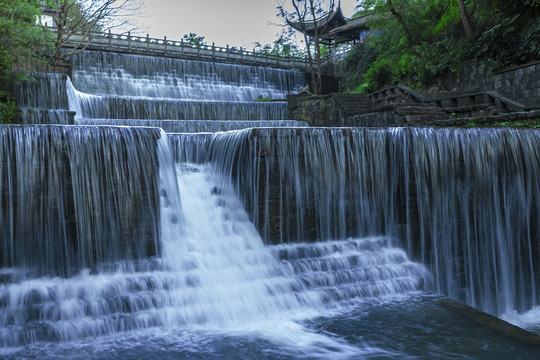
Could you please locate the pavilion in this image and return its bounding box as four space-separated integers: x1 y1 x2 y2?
286 5 376 46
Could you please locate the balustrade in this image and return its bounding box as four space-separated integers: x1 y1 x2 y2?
53 27 316 70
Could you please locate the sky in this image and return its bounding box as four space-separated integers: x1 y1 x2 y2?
137 0 359 50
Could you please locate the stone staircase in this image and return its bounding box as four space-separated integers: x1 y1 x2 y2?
288 85 540 127
349 86 537 126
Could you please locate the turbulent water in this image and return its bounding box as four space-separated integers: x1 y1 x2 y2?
2 50 540 358
2 131 537 359
204 127 540 323
0 130 435 358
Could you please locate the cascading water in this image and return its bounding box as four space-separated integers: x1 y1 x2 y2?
75 118 308 132
13 73 74 124
2 47 540 358
67 50 305 123
0 125 161 277
0 130 434 358
204 127 540 332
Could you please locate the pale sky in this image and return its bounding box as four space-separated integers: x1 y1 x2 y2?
137 0 359 49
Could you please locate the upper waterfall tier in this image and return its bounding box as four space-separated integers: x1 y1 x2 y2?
69 51 305 102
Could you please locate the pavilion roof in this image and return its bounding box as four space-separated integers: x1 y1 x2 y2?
322 14 377 43
286 6 348 38
287 6 374 44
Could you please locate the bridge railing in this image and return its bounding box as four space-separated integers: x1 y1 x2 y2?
56 28 311 71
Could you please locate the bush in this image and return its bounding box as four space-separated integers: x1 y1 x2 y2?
0 95 19 124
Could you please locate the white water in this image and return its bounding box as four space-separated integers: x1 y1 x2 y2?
502 307 540 334
0 134 430 355
151 145 431 356
69 51 304 102
66 50 303 121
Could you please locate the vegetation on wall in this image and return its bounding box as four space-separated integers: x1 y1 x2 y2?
341 0 540 93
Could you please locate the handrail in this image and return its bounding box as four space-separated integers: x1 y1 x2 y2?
369 85 430 103
369 85 536 112
50 27 311 70
46 26 358 71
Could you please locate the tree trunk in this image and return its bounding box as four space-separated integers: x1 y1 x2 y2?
53 3 68 69
315 36 322 95
387 0 415 45
457 0 474 37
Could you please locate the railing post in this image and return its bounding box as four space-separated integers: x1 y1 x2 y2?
164 36 167 54
212 42 215 59
180 38 184 54
127 31 131 49
146 34 149 51
108 29 111 46
240 47 243 61
226 45 230 60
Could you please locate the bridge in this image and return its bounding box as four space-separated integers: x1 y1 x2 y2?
60 30 309 70
58 30 351 72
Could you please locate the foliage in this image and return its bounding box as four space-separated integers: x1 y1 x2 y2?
496 120 540 129
254 34 306 58
182 33 206 46
0 95 19 124
279 0 337 94
47 0 144 67
0 0 50 90
476 15 540 69
0 0 52 123
341 0 540 92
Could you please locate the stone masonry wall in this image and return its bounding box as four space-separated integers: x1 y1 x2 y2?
444 61 540 107
287 93 374 126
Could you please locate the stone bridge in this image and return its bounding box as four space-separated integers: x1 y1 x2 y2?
59 30 346 72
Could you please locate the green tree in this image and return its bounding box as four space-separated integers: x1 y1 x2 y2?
342 0 540 92
254 33 306 58
182 33 206 46
279 0 337 94
0 0 51 123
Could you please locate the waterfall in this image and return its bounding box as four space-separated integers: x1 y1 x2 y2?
0 125 162 277
69 95 290 121
3 47 540 357
69 51 305 101
75 119 308 132
67 50 305 121
0 134 428 348
206 127 540 320
13 74 74 124
168 132 213 163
